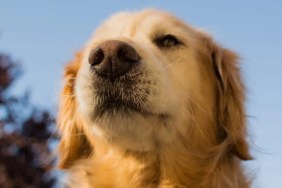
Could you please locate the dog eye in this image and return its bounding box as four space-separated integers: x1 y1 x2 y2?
154 34 182 49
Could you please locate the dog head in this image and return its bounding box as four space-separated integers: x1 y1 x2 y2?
57 10 251 168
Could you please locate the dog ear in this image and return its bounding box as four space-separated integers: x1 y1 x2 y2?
208 41 252 160
57 52 93 169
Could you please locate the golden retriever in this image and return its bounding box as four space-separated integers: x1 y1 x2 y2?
57 9 252 188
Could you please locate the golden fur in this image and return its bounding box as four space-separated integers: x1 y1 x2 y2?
57 9 252 188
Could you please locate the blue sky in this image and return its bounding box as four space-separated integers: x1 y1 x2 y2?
0 1 281 187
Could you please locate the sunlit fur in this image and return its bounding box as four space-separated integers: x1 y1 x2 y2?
57 9 252 188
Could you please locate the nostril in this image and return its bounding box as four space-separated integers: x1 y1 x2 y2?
117 45 140 62
89 48 104 66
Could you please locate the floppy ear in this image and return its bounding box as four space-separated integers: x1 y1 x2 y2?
57 52 93 169
209 42 252 160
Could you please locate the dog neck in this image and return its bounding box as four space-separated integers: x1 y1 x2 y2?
69 128 249 188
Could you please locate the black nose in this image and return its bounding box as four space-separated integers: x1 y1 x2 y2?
88 40 140 81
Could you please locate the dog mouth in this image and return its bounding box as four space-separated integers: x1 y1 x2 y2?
90 71 168 119
94 95 169 120
92 69 153 116
95 97 149 116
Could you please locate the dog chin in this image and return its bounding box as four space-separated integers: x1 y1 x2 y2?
81 93 171 151
90 105 161 151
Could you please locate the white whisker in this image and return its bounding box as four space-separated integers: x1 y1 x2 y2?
186 102 208 142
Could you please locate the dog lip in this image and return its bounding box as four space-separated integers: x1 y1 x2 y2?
94 97 169 119
95 98 145 114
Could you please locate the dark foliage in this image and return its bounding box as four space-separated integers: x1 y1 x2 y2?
0 53 56 188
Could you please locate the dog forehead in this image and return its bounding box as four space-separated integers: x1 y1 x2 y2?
94 10 185 38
